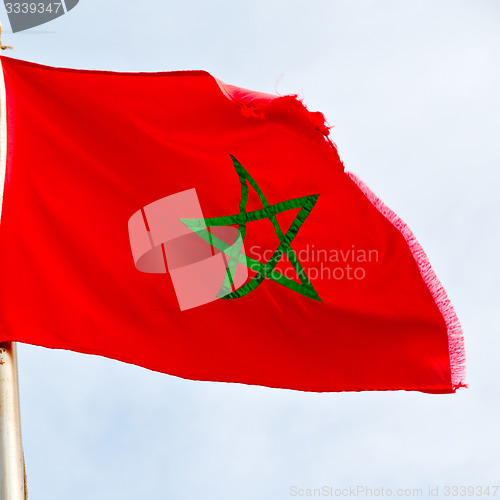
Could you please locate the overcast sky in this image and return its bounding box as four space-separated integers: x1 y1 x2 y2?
1 1 499 499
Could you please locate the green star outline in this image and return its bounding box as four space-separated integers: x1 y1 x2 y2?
181 155 322 303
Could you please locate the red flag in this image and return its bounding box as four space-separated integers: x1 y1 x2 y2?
0 56 465 393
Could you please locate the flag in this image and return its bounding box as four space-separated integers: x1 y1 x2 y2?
0 56 465 393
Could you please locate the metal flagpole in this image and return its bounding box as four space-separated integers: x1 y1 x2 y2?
0 344 26 500
0 22 27 500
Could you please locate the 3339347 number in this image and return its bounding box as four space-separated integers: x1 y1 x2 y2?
5 2 63 14
444 485 499 496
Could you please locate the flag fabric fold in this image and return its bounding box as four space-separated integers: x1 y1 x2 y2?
0 56 465 393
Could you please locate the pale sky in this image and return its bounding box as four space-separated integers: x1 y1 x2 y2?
1 1 499 499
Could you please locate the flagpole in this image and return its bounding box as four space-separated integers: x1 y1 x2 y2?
0 343 26 500
0 22 26 500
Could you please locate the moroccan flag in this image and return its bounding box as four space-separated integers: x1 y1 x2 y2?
0 56 465 393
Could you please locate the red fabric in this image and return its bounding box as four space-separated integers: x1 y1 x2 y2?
0 56 465 393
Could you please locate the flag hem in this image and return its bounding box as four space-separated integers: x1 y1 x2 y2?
0 54 210 79
346 172 466 392
7 337 458 394
0 58 7 220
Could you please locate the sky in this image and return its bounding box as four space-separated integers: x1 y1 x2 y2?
1 1 499 499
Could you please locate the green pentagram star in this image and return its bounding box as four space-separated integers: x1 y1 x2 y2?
181 155 322 302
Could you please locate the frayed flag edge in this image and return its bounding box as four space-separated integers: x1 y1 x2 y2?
346 172 467 392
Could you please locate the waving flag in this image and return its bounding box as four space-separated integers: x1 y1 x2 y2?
0 56 465 393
